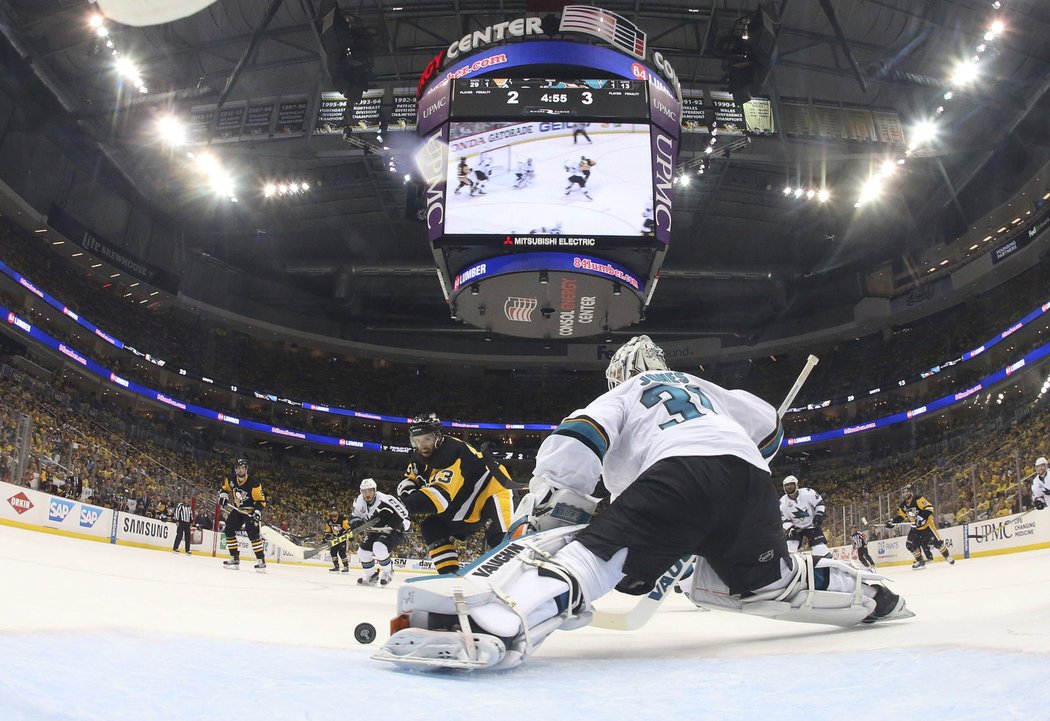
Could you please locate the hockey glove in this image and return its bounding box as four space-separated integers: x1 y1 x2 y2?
1035 498 1046 510
812 512 825 530
396 479 418 497
511 476 598 534
218 492 229 508
885 521 896 529
785 526 799 541
252 509 262 524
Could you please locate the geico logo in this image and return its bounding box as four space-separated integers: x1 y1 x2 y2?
49 500 72 520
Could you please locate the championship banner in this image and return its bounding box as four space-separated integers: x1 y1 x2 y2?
844 106 877 142
242 97 275 138
188 104 216 144
779 99 814 137
709 91 745 134
214 101 246 142
275 95 308 137
314 91 348 135
390 88 417 131
680 89 707 132
872 110 906 145
347 88 385 132
811 101 846 139
742 97 774 135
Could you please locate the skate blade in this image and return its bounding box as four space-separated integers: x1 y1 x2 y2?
255 567 267 574
371 647 492 670
373 629 504 670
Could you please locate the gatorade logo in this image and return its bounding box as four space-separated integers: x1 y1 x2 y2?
7 492 33 515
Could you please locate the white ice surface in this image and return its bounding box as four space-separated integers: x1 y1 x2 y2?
444 125 653 236
2 523 1049 721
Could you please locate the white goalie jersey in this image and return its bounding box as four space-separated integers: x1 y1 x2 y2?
1033 472 1050 507
533 370 781 500
351 491 411 533
780 488 825 531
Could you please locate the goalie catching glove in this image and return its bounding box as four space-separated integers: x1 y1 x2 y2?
510 475 598 535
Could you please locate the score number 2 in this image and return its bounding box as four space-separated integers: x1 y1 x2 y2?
640 384 715 430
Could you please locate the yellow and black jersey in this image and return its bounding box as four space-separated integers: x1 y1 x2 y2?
324 514 350 537
457 161 471 181
401 435 513 525
580 158 596 172
221 472 266 511
897 496 936 531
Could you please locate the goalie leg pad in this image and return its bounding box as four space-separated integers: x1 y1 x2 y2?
686 553 912 627
381 525 621 669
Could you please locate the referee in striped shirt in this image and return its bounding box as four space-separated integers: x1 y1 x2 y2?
173 497 193 554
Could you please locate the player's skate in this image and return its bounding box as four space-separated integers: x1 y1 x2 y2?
341 563 350 573
358 570 379 586
912 558 926 569
379 570 393 586
254 560 267 573
329 565 340 573
223 558 239 570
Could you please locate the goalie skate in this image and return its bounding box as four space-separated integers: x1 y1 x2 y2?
372 628 506 670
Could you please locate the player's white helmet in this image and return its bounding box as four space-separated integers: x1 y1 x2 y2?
360 478 377 492
605 335 669 389
1036 457 1048 468
782 475 799 496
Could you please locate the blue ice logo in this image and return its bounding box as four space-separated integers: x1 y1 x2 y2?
49 498 75 523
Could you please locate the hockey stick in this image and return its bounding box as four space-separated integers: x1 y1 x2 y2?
479 442 526 490
591 556 695 631
219 503 307 558
303 516 383 559
590 355 822 632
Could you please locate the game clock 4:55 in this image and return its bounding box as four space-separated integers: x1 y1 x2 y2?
450 79 649 121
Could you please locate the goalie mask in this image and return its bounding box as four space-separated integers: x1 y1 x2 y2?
409 413 443 457
605 335 670 390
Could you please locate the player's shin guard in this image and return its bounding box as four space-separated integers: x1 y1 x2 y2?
376 525 593 670
428 540 459 575
686 554 913 627
225 534 239 560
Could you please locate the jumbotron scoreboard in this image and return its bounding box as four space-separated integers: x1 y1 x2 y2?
413 7 682 340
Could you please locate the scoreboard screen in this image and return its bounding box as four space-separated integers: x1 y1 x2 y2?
451 78 649 121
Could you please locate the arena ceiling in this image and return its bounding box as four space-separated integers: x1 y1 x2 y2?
1 0 1049 346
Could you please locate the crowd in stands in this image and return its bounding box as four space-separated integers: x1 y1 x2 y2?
2 216 1050 442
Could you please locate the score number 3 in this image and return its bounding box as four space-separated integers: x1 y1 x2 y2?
640 384 715 430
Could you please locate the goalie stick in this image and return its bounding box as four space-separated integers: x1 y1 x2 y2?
303 516 383 559
589 354 820 632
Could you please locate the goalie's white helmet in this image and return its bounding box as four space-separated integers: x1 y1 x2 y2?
605 335 669 389
360 478 377 492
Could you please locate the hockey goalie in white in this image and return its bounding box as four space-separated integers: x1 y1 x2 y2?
375 336 912 671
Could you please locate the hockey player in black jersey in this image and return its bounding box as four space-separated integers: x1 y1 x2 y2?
888 485 954 568
351 478 410 586
324 509 351 573
454 158 474 195
396 413 515 575
219 458 267 572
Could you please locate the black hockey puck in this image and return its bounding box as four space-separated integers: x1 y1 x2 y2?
354 622 377 644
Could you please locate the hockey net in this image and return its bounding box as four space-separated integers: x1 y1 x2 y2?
480 145 511 175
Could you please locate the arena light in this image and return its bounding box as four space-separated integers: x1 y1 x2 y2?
949 58 980 87
156 115 186 146
856 176 884 207
908 119 938 150
817 189 830 203
988 19 1005 36
114 56 138 80
88 15 105 30
782 185 792 195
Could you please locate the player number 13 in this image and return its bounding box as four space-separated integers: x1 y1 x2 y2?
640 384 715 430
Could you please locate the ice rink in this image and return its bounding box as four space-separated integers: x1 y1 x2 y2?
444 124 653 237
2 522 1049 721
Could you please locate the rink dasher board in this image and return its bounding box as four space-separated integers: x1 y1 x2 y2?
0 480 438 573
827 509 1047 566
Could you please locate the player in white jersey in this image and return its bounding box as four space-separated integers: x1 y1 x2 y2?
1031 457 1049 510
564 159 593 200
351 478 411 586
377 336 912 671
513 158 535 189
641 201 655 235
780 476 829 556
